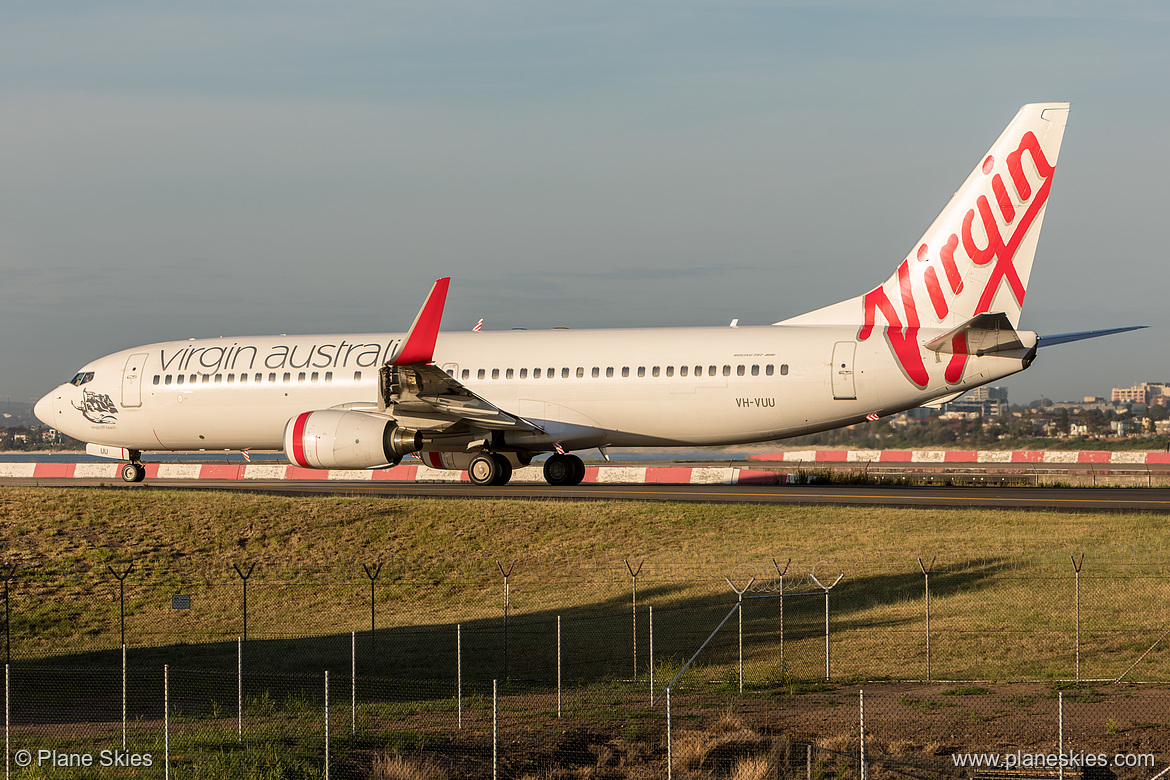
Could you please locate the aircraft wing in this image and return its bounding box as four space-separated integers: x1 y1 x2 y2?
381 363 543 432
372 277 543 433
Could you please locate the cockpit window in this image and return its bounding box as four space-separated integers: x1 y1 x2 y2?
69 372 95 387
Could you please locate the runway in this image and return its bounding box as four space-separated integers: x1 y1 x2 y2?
7 477 1170 512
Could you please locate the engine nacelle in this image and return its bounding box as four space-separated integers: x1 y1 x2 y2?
417 450 531 471
284 410 421 469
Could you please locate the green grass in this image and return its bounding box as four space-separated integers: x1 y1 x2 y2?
3 486 1170 685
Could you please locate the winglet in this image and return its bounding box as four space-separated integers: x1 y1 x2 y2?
392 277 450 365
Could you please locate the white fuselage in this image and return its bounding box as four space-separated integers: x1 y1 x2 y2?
36 324 1033 455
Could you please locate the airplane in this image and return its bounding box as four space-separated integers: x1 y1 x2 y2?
34 102 1142 485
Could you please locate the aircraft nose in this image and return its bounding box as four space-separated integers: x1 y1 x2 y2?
33 391 56 426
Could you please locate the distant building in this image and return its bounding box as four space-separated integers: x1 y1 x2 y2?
943 386 1008 418
1112 383 1168 405
1083 396 1104 404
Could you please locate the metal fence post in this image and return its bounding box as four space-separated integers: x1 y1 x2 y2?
5 663 9 780
667 687 673 780
649 605 654 704
1 564 16 667
237 636 243 743
918 556 936 682
726 577 756 694
457 624 462 729
122 643 127 750
557 615 562 718
1058 690 1064 780
810 566 843 682
324 670 330 780
362 562 383 678
492 679 498 780
107 563 133 651
859 689 866 780
626 559 644 677
497 560 515 683
1071 554 1084 681
233 563 255 678
773 558 790 672
351 631 356 734
164 664 169 780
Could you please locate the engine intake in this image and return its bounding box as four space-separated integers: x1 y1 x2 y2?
284 410 421 469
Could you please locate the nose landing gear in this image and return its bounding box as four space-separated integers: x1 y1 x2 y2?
120 462 146 483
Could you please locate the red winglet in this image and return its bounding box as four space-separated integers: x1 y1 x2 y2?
392 277 450 365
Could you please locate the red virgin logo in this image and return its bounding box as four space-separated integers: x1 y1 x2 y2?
858 132 1056 388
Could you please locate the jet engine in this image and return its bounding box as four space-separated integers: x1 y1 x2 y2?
283 410 421 469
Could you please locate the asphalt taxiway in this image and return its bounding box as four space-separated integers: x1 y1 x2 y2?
6 478 1170 513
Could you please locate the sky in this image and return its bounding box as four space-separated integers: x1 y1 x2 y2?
1 0 1167 409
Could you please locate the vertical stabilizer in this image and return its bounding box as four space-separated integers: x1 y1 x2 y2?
778 102 1069 387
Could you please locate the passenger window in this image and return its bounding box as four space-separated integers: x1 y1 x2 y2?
491 368 499 380
176 375 185 385
239 373 247 384
446 369 454 377
228 374 236 383
606 367 614 378
152 375 160 385
621 367 630 378
592 367 599 378
311 372 319 382
695 366 702 376
478 369 486 380
534 368 542 378
269 373 277 383
680 366 689 377
736 365 745 376
666 366 674 377
462 369 470 380
202 374 210 383
506 368 514 379
751 365 759 376
354 371 362 382
165 375 173 386
547 367 555 379
765 365 774 376
562 367 569 378
781 364 789 376
637 367 645 378
215 374 223 383
709 366 717 376
652 366 660 377
283 373 291 383
575 367 583 378
190 375 197 384
520 368 528 379
722 365 730 376
325 372 332 382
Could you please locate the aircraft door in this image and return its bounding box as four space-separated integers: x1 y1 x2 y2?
831 342 856 400
121 352 149 408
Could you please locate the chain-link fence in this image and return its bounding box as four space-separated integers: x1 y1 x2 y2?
4 552 1170 777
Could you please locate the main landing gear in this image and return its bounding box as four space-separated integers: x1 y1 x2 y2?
543 453 585 486
120 461 146 483
468 453 514 486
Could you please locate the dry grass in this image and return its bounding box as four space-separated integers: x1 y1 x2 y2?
370 753 448 780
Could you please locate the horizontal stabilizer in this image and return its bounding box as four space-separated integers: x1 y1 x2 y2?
923 312 1034 356
1037 325 1147 348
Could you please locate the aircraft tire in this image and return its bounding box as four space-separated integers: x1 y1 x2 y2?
490 454 513 486
566 454 585 486
543 453 585 486
468 454 500 486
121 462 146 483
